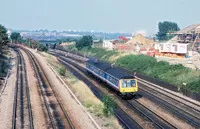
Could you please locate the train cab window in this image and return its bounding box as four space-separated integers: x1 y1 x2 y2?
122 80 136 88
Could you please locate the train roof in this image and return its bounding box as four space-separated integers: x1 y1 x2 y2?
86 59 134 79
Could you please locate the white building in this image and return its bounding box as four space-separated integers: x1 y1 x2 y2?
155 43 189 54
7 30 12 38
103 40 113 50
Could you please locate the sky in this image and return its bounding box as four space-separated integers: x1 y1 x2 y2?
0 0 200 35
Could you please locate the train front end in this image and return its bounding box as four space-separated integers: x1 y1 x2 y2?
119 78 138 97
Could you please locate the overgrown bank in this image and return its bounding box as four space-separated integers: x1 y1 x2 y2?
0 24 10 78
0 55 9 77
71 47 200 93
0 47 11 77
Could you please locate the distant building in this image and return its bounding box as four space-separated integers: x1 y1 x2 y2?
168 24 200 51
103 40 113 50
7 30 12 38
154 24 200 57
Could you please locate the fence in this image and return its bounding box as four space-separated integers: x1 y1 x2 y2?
182 88 200 101
137 72 200 102
136 73 178 92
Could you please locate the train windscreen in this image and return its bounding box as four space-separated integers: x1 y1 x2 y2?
122 80 136 88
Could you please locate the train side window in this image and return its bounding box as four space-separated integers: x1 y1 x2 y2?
110 77 113 81
100 70 104 77
113 79 118 86
107 75 110 80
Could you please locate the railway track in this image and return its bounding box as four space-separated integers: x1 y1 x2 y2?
57 56 176 129
48 49 200 128
63 54 200 127
50 49 200 115
54 49 200 109
137 78 200 113
49 50 200 128
56 57 143 129
22 48 74 129
138 85 200 128
12 49 34 129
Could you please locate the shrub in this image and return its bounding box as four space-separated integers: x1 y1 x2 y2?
58 67 66 76
75 36 93 50
0 60 8 77
102 95 116 117
38 43 48 52
187 79 200 92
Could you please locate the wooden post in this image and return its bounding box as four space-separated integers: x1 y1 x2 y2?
191 32 199 50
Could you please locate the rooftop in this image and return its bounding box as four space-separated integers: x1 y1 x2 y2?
176 24 200 34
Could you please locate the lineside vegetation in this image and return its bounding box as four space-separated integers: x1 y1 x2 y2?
68 47 200 93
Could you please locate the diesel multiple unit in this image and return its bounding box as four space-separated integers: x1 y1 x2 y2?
86 59 138 97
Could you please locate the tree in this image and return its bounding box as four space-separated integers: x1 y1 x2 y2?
156 21 180 41
10 32 22 43
0 24 9 49
38 43 48 52
30 40 40 49
45 43 49 48
99 39 103 43
75 35 93 50
52 43 57 49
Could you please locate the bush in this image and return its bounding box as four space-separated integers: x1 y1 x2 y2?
102 95 116 117
0 60 8 77
75 36 93 50
38 43 48 52
80 48 119 61
58 67 66 76
115 55 200 92
187 79 200 92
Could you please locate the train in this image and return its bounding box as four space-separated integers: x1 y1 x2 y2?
85 59 138 98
